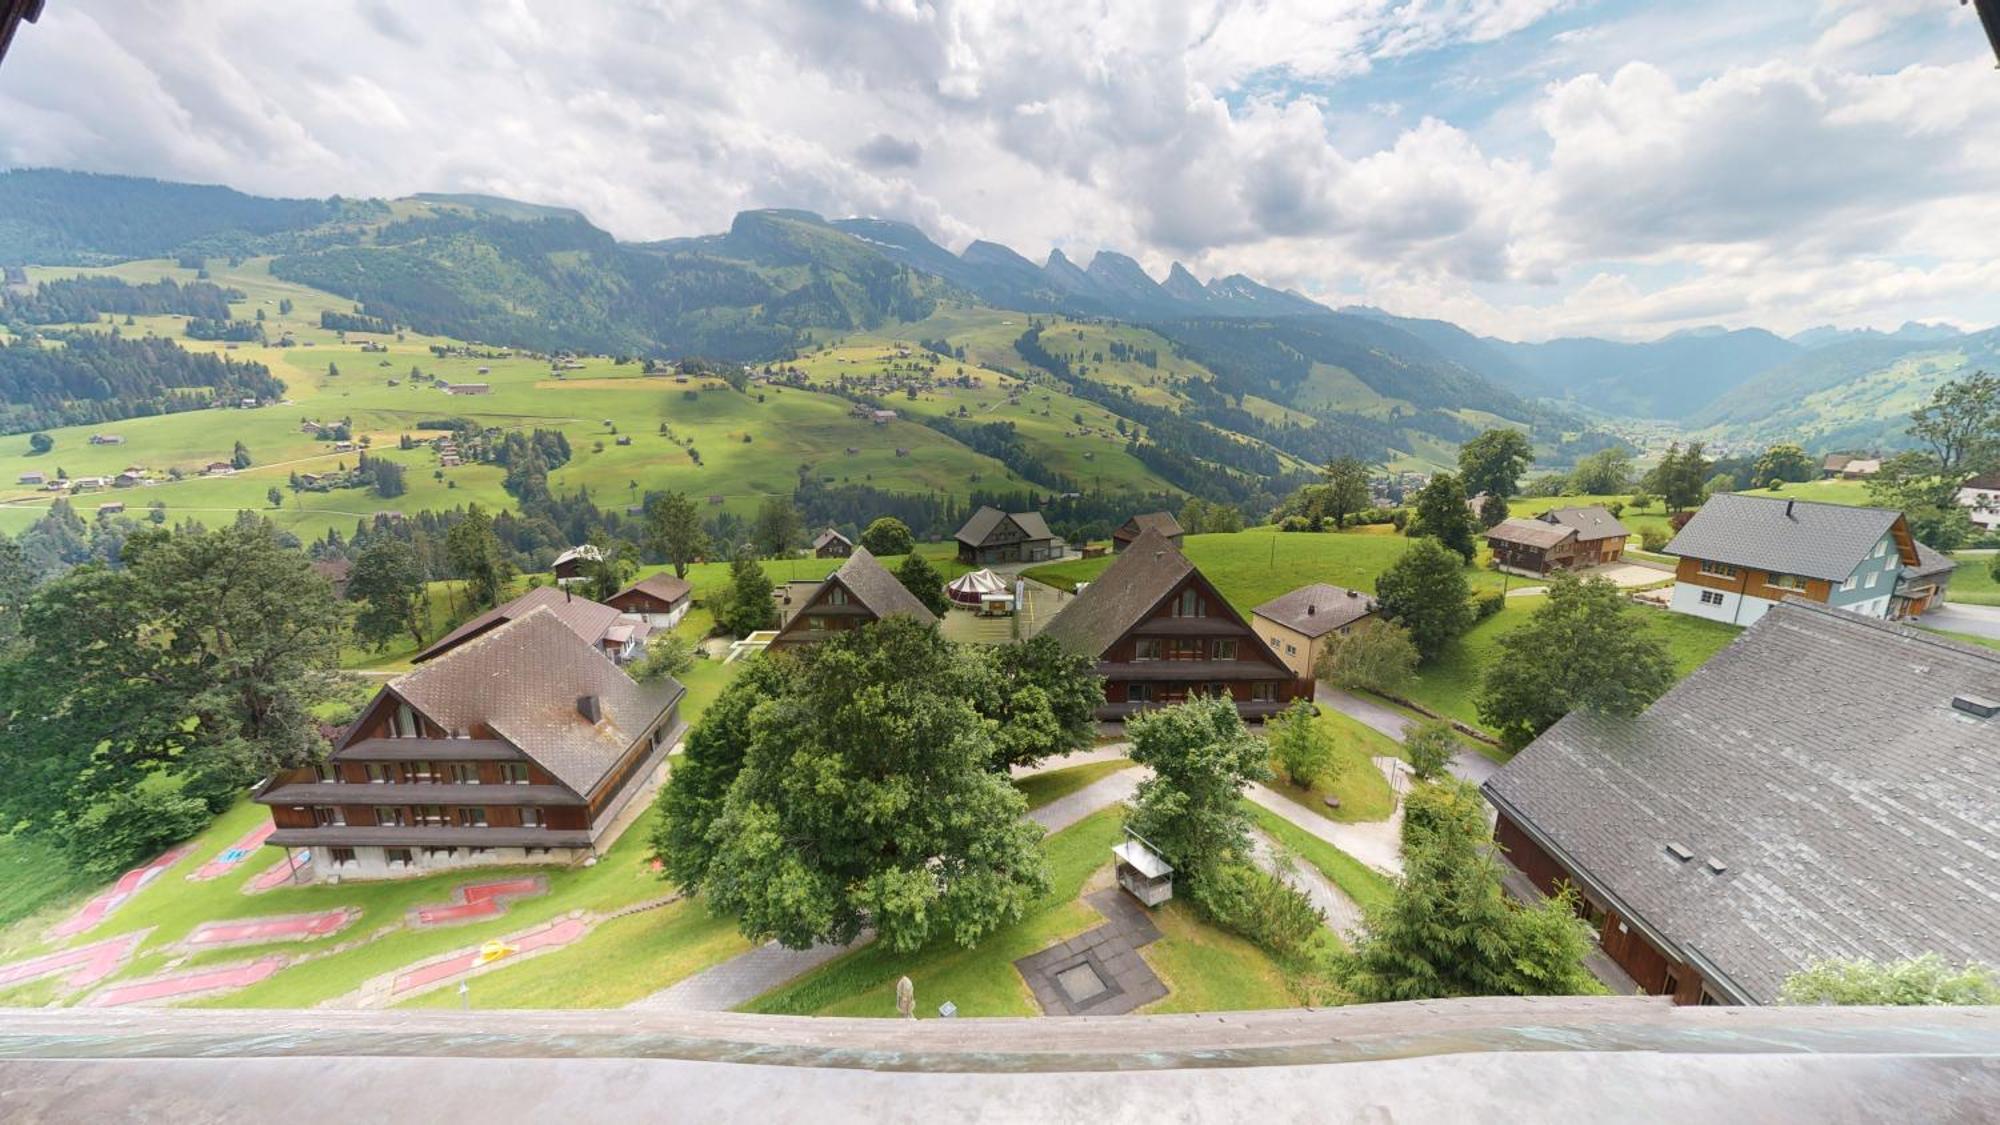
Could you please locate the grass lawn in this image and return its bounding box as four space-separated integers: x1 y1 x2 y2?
1013 759 1136 811
1138 898 1297 1014
1261 707 1398 824
1947 554 2000 606
0 833 95 932
1928 628 2000 653
1245 804 1395 918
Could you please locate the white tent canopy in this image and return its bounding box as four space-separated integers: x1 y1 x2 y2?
946 568 1009 606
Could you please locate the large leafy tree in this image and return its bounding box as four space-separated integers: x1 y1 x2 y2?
1347 779 1598 1002
1477 572 1675 751
652 655 799 891
964 634 1102 770
894 552 952 617
1568 447 1633 495
346 538 430 650
1908 370 1999 482
753 494 803 559
1642 442 1712 513
1457 428 1535 500
1373 538 1474 663
1317 456 1373 529
1125 695 1270 880
0 533 31 643
697 618 1048 952
1751 443 1817 487
858 516 915 557
1408 472 1478 562
643 491 709 579
444 503 511 610
717 548 775 636
1314 619 1419 695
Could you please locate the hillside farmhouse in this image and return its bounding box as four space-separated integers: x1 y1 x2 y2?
1959 472 2000 531
445 382 491 395
1821 454 1881 479
1486 506 1630 576
769 548 937 649
955 506 1059 565
813 528 854 558
1663 495 1918 626
414 585 649 666
1112 511 1185 553
1040 529 1308 721
1484 601 1999 1005
1251 583 1378 680
552 545 603 584
606 573 692 629
257 606 684 880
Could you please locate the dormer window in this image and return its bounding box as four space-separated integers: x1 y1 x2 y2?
1174 589 1204 618
828 586 850 606
393 702 418 739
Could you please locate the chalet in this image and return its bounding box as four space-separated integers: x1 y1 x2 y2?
1822 453 1881 479
334 441 357 453
1251 584 1377 680
87 433 125 445
869 409 898 425
69 476 108 491
552 545 604 584
203 462 234 476
414 585 644 665
1958 471 2000 531
607 573 692 629
812 528 854 558
16 471 43 485
1484 602 2000 1005
113 471 144 488
955 506 1059 565
43 478 68 491
96 501 125 516
1112 511 1184 553
311 558 354 599
445 383 491 396
1890 542 1956 621
1486 506 1630 576
1663 495 1918 626
255 606 685 880
768 549 937 649
1039 530 1309 721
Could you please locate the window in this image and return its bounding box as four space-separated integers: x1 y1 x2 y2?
499 763 530 785
1865 571 1878 589
313 806 345 827
399 760 436 784
1173 588 1204 618
1699 590 1724 607
1284 644 1297 656
1841 576 1857 592
1874 540 1886 558
448 763 480 784
521 808 545 828
1662 971 1681 998
1126 683 1155 703
412 804 445 827
827 586 850 606
1134 638 1162 661
1767 573 1808 591
393 702 418 739
374 807 408 827
385 848 414 867
1250 683 1278 703
330 847 356 866
1166 638 1203 661
314 761 338 783
1213 639 1238 661
1268 634 1280 647
808 615 827 632
456 807 489 828
365 763 392 784
1698 561 1737 578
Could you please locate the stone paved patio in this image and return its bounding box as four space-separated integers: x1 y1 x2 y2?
1014 889 1166 1016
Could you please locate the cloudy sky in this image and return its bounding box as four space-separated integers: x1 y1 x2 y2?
3 0 1998 340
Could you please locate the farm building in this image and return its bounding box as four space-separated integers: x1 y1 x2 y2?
1484 601 2000 1005
255 606 685 881
955 506 1060 565
17 471 43 485
311 558 353 599
768 549 937 650
445 383 492 396
552 545 603 584
1663 495 1917 626
606 573 692 630
1959 471 2000 531
202 462 234 476
96 501 125 516
1040 530 1308 721
812 528 854 558
413 585 647 666
1486 506 1630 576
88 433 125 445
1890 542 1956 621
1250 584 1378 680
1112 511 1184 553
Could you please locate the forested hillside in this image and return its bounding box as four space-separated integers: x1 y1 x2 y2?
0 332 287 434
0 169 372 265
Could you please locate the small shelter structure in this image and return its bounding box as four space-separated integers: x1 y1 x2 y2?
945 568 1009 608
1113 830 1173 907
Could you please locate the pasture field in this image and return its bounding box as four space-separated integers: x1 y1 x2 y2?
1946 554 2000 606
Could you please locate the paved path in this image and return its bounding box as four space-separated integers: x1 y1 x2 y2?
1029 770 1143 835
1249 831 1365 939
1245 758 1407 877
1008 743 1131 779
1314 683 1499 787
84 956 289 1008
1927 602 2000 640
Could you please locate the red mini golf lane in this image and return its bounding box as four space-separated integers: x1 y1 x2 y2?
412 877 547 926
85 957 288 1008
0 932 147 991
247 850 314 893
190 822 276 881
49 846 194 939
184 909 357 948
391 917 588 997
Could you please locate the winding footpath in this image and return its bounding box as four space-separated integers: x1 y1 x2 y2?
1314 683 1499 788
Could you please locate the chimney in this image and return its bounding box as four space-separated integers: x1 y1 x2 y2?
1347 589 1358 599
1306 603 1316 617
1785 499 1795 519
577 695 602 724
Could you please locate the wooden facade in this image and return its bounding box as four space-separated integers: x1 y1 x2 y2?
1672 556 1833 604
768 579 879 647
1091 572 1309 720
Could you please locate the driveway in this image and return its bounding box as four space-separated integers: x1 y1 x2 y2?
1927 602 2000 640
1313 684 1500 788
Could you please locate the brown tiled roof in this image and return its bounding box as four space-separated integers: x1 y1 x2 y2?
391 606 682 796
415 585 623 663
955 505 1054 546
1040 528 1192 657
827 548 937 622
1540 505 1631 542
1252 583 1376 638
614 573 692 607
813 528 852 549
1115 511 1184 540
1487 518 1575 550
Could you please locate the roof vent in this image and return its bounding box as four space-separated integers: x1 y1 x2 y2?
577 695 603 724
1665 843 1694 863
1705 858 1728 876
1347 589 1359 599
1306 603 1316 616
1951 694 1998 719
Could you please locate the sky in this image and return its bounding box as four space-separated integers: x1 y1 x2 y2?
3 0 1998 341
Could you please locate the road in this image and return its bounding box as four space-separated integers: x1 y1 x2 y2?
1312 684 1499 788
1926 602 2000 640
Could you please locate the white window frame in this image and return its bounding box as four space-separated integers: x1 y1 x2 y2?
1865 571 1879 589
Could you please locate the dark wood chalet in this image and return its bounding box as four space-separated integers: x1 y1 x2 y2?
606 572 692 629
768 547 938 649
1486 506 1630 576
1039 528 1309 720
1112 511 1184 553
551 544 602 583
813 528 854 558
954 506 1059 565
256 605 684 880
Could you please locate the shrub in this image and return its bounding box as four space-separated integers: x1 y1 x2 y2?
1390 509 1410 532
1472 590 1505 621
1314 620 1419 696
1279 515 1311 532
1780 955 2000 1006
1640 527 1668 552
64 785 211 877
1404 719 1459 782
1267 700 1335 789
631 632 697 681
1186 861 1324 960
1668 510 1694 531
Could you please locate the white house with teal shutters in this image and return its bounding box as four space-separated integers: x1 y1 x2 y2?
1663 495 1921 628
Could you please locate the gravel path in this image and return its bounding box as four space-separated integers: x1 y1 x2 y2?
1313 683 1499 788
1244 757 1408 877
1249 830 1365 939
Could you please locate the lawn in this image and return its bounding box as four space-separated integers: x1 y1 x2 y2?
1013 759 1137 811
1245 804 1395 918
1261 707 1399 825
0 833 95 932
1138 898 1297 1014
1947 553 2000 606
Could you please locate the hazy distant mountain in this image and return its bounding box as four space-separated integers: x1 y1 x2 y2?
1788 321 1966 349
1480 328 1802 420
1688 328 2000 443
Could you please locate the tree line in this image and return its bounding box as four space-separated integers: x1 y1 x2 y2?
0 331 287 435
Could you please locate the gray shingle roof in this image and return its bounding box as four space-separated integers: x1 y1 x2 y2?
1541 505 1631 541
1116 511 1184 540
955 505 1052 546
391 606 683 796
1663 494 1906 582
1488 518 1575 550
828 547 938 623
1484 600 2000 1004
813 528 851 549
1903 541 1958 583
415 585 624 663
1252 583 1376 638
1040 528 1192 657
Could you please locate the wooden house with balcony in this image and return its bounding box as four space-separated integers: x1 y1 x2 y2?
1039 529 1308 721
255 606 684 880
767 547 938 649
954 505 1059 565
1663 495 1919 627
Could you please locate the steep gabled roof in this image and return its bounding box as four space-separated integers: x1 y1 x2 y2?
1115 511 1184 540
825 547 937 623
1252 583 1376 638
813 527 852 549
1664 494 1911 582
1540 505 1631 541
1899 541 1958 585
1487 517 1575 550
955 505 1053 545
1484 601 2000 1004
1040 528 1194 656
552 544 603 568
389 607 683 796
415 585 623 663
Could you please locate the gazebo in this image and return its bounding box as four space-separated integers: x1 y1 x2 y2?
945 568 1009 608
1112 830 1173 908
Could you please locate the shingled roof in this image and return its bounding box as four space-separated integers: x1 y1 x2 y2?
955 505 1053 545
1484 600 2000 1004
1487 518 1575 550
389 606 683 796
1115 511 1184 540
1664 494 1910 582
1540 505 1631 541
1252 583 1376 638
614 572 692 606
827 548 939 623
1040 528 1193 656
415 585 624 663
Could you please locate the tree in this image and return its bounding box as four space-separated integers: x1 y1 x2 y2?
1568 447 1633 495
1779 955 1999 1006
651 655 797 891
1751 443 1816 488
1409 472 1477 562
1476 491 1509 529
964 634 1102 770
753 494 804 558
1458 428 1535 500
347 539 429 651
893 552 951 617
267 486 284 509
1907 370 1999 482
630 631 696 682
0 534 31 643
444 504 511 610
697 618 1049 952
369 456 407 499
230 440 252 470
27 432 51 455
859 516 915 556
1477 572 1675 751
1404 718 1459 782
1347 779 1598 1001
1373 538 1474 663
1643 442 1711 513
717 547 775 636
1318 456 1373 529
1313 620 1419 696
1267 699 1335 789
1125 695 1270 879
643 491 709 579
582 542 635 603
